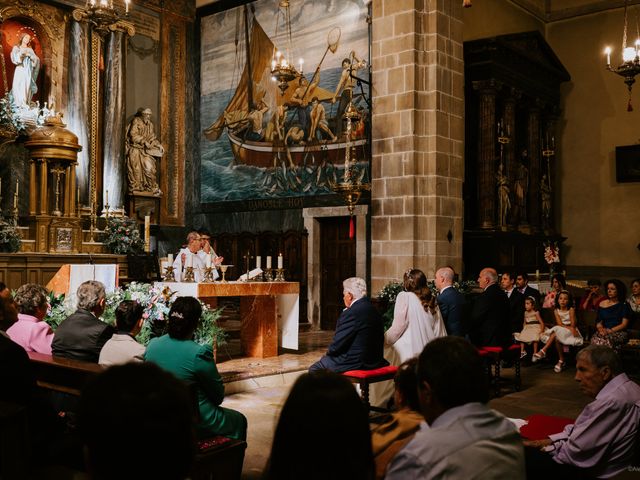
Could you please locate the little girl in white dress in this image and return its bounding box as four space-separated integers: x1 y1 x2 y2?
532 290 583 372
514 297 545 359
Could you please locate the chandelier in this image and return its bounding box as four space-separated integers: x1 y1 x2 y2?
74 0 131 35
271 0 302 95
604 0 640 111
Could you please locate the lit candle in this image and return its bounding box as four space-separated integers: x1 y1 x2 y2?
144 215 150 253
266 256 272 269
205 253 212 268
605 47 611 66
624 46 636 63
277 253 283 269
272 59 276 70
125 0 130 13
256 255 261 269
552 136 555 148
535 269 540 278
299 58 303 73
186 253 193 268
168 253 173 264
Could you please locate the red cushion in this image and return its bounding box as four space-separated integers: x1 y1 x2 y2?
520 414 574 440
342 365 398 379
508 344 520 352
479 346 503 354
197 435 232 451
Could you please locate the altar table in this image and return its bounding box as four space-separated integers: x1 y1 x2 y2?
154 281 299 358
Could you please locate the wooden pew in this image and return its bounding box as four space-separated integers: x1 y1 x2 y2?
27 352 104 396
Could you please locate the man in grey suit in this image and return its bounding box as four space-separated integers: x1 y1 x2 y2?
434 267 466 337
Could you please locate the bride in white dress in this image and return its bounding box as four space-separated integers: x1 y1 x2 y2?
370 269 447 407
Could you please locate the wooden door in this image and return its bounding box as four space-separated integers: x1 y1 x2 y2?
320 217 356 330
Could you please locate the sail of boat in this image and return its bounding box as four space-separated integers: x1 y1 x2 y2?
203 15 334 142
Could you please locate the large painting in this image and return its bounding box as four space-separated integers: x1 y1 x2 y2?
200 0 370 210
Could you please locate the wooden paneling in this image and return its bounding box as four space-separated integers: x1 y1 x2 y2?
0 253 128 290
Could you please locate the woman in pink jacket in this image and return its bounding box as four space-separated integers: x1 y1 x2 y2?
7 283 53 354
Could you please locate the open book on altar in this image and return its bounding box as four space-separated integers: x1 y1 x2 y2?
47 264 119 306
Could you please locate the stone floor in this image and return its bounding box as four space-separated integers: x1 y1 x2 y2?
218 331 594 480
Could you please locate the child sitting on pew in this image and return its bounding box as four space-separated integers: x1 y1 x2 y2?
513 296 545 359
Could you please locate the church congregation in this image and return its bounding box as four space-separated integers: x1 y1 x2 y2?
1 0 640 478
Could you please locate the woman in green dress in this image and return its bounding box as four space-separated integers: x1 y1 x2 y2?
145 296 247 440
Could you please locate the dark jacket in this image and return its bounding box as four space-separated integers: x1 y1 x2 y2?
507 289 526 334
52 308 114 363
519 285 541 307
470 283 510 347
0 333 36 405
310 297 388 373
437 286 467 337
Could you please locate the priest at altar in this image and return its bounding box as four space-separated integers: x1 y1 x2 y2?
172 231 223 282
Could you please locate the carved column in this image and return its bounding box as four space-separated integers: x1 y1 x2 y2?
504 90 519 183
527 102 542 232
29 160 37 215
473 80 499 229
542 112 558 233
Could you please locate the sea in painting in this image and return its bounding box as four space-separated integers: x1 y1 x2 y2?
200 0 370 206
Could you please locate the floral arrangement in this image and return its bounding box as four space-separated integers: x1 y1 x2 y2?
103 215 144 254
0 92 25 138
0 220 22 252
45 282 226 348
543 241 560 265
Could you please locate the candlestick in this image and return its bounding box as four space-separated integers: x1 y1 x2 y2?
144 215 150 253
266 256 272 269
277 253 283 269
256 255 261 269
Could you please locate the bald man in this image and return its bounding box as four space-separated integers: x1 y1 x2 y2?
434 267 466 337
469 268 510 347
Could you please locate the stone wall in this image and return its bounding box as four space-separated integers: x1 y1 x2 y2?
370 0 464 292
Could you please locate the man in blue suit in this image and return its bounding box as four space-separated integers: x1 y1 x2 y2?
435 266 467 337
309 277 388 373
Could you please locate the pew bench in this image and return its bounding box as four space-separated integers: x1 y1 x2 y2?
27 352 104 396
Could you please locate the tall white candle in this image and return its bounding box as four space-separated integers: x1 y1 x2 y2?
186 253 193 268
256 255 261 269
105 189 109 206
168 253 173 264
205 254 212 268
277 253 283 269
266 256 272 269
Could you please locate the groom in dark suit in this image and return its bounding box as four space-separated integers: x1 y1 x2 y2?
309 277 388 373
470 268 510 347
434 266 467 337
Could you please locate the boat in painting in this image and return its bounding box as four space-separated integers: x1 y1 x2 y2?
203 7 368 169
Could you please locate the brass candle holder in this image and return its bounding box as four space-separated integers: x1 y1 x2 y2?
182 266 195 283
202 267 215 283
274 268 285 282
264 267 273 282
162 265 176 282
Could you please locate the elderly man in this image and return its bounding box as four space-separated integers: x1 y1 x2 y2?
434 267 466 337
470 267 510 347
309 277 387 373
172 231 208 282
197 230 223 281
52 280 114 363
386 337 525 479
524 345 640 478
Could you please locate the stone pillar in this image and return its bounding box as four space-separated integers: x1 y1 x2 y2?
370 0 464 293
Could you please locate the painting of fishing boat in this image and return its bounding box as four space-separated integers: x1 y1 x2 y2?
200 0 370 206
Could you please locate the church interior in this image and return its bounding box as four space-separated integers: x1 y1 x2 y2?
0 0 639 478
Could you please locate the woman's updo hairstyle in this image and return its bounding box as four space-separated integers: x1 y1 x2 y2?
167 296 202 340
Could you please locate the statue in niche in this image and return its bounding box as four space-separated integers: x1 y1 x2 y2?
540 173 552 229
496 163 511 228
513 150 529 223
125 108 163 195
11 33 40 109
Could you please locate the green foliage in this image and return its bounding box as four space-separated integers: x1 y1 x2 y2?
103 216 144 254
0 221 22 252
44 282 226 348
0 93 25 136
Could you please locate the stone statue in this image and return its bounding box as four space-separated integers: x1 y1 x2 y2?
540 173 552 228
125 108 163 194
11 33 40 109
496 163 511 228
514 151 529 223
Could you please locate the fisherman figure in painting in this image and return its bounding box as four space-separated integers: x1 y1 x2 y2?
308 97 337 142
11 33 40 109
332 51 366 137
